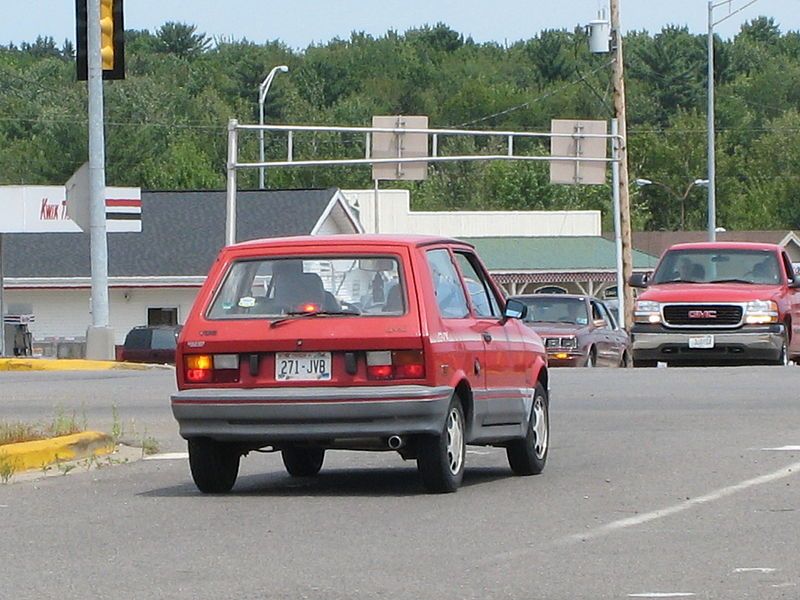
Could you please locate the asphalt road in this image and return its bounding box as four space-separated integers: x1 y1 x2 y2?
1 366 799 599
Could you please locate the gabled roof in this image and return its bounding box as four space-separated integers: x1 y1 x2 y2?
4 188 357 279
461 236 659 272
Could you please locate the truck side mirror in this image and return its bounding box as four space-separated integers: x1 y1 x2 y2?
629 273 649 289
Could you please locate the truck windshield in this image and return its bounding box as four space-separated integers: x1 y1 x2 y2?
651 249 782 285
206 255 404 319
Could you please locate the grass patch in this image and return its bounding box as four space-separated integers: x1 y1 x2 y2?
0 407 86 446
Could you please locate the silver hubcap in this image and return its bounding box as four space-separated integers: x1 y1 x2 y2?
532 394 548 459
446 407 464 474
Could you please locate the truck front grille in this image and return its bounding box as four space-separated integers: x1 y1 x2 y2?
663 304 743 328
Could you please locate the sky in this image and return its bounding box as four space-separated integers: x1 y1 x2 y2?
2 0 799 49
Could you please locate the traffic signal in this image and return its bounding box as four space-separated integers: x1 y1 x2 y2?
76 0 125 81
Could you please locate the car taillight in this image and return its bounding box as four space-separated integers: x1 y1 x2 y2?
366 350 425 380
184 354 239 383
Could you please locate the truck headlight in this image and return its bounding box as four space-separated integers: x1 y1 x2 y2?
744 300 778 324
634 300 661 324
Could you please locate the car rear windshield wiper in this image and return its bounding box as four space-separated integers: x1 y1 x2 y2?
269 309 359 328
708 278 754 284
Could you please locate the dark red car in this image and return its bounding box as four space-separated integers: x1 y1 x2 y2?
512 294 630 367
171 235 549 493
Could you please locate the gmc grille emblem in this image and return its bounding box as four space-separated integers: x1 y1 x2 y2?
688 309 717 319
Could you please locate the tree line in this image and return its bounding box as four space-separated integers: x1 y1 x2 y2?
1 18 799 232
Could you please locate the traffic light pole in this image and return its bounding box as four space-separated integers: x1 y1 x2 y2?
85 0 114 359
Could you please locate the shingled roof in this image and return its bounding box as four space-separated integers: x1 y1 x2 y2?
3 188 350 278
461 236 659 272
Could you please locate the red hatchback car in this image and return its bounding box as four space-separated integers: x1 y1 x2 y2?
171 235 549 493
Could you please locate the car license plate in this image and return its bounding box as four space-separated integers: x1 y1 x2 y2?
688 335 715 349
275 352 331 381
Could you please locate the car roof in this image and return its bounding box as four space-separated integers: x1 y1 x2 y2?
228 234 474 251
667 241 780 252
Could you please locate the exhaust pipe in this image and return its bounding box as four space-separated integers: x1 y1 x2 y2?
387 435 405 450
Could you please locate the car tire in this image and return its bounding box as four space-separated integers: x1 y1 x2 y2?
281 447 325 477
506 384 549 476
188 438 240 494
417 397 466 493
775 330 790 366
585 348 596 368
619 351 630 368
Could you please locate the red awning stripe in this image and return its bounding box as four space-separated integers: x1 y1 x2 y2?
105 199 142 208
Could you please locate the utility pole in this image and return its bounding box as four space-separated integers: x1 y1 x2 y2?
85 0 113 359
609 0 635 333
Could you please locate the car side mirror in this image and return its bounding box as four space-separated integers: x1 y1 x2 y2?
503 299 527 321
629 273 649 288
789 279 800 289
593 319 607 328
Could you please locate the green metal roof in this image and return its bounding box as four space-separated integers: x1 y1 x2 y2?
460 236 659 272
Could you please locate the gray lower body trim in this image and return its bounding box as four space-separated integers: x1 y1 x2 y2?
632 330 783 364
171 385 454 444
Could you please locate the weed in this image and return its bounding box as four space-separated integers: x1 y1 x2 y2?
141 435 160 456
111 405 122 443
0 454 15 483
48 406 83 438
0 422 43 445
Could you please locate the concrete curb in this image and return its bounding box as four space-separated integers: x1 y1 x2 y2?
0 358 150 372
0 431 115 473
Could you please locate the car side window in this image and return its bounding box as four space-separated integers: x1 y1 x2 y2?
426 249 469 319
591 301 611 329
453 251 501 318
781 252 794 282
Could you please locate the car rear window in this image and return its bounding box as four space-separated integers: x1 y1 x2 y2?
151 329 178 350
123 328 151 349
207 255 405 319
521 297 589 325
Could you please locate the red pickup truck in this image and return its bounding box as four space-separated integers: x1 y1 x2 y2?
629 242 800 366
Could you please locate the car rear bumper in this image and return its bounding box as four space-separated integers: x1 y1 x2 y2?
631 325 784 364
171 385 454 443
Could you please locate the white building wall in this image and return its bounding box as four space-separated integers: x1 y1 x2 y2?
5 287 200 345
342 189 601 237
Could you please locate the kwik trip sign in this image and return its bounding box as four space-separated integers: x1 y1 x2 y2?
0 185 141 234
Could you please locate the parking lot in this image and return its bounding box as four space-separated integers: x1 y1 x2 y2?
1 366 799 599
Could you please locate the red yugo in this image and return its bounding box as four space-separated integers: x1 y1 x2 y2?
171 235 550 493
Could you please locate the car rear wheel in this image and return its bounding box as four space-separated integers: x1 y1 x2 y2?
417 398 465 493
506 384 549 476
188 438 240 494
281 447 325 477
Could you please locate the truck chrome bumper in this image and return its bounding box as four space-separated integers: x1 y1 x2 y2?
631 327 784 364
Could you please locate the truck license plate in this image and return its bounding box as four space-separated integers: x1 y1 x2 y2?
688 335 715 349
275 352 331 381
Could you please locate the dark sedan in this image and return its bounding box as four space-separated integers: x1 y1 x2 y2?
511 294 630 367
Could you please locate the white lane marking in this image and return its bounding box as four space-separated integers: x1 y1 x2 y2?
733 567 777 574
762 446 800 451
143 452 189 461
628 594 695 598
772 583 798 588
560 460 800 545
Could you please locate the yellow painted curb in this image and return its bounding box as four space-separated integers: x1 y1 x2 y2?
0 431 115 473
0 358 149 371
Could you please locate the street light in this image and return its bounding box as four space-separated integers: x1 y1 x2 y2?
258 65 289 190
635 178 709 230
707 0 758 241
